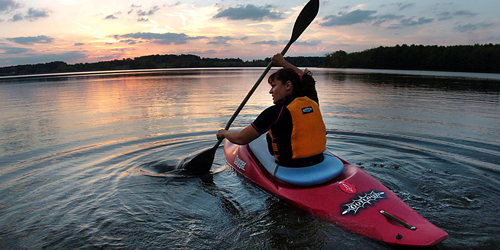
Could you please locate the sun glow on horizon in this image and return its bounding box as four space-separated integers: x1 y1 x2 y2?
0 0 499 67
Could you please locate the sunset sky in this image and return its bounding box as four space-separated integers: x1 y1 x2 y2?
1 0 499 67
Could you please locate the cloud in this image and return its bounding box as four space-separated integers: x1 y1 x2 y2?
456 23 478 33
137 6 160 16
321 9 433 29
119 39 143 45
207 36 232 45
25 8 49 21
392 2 415 11
8 12 22 21
105 14 117 20
6 35 54 45
117 32 205 45
0 51 87 66
74 43 85 46
7 7 50 22
0 0 22 12
437 12 452 21
455 22 493 33
388 17 433 29
320 10 377 26
438 10 478 21
454 10 477 17
252 40 278 45
294 40 321 46
214 4 282 21
104 11 122 20
0 46 30 54
186 49 218 55
372 14 403 25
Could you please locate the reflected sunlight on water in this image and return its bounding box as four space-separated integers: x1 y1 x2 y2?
0 68 499 249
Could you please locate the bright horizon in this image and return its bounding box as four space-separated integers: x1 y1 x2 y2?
1 0 499 67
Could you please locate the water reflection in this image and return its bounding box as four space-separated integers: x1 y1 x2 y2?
0 68 499 249
320 69 500 93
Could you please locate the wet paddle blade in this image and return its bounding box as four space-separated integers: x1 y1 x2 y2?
180 147 216 175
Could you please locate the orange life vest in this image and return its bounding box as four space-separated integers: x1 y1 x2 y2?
269 96 326 161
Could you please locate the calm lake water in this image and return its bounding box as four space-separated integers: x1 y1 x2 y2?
1 68 499 249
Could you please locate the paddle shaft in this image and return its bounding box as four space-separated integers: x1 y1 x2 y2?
212 42 294 149
181 0 319 174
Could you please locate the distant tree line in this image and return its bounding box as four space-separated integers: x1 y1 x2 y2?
0 54 245 76
0 54 324 76
2 44 499 76
324 44 500 73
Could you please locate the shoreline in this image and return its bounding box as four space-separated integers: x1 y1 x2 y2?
2 67 500 81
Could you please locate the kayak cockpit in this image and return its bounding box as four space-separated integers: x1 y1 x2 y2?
248 135 344 187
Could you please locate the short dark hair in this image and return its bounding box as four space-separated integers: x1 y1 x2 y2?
268 68 300 96
268 68 316 97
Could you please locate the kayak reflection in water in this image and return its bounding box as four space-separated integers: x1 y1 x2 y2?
216 53 327 168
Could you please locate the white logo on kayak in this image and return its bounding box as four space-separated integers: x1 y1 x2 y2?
341 190 386 215
234 155 247 171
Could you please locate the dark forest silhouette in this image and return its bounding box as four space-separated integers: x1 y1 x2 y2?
325 44 499 73
1 44 498 76
0 54 323 76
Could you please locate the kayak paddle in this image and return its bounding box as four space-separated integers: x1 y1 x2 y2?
181 0 320 175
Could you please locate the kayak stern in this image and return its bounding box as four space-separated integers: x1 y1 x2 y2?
223 140 448 247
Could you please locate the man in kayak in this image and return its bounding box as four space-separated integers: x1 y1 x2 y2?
216 53 327 167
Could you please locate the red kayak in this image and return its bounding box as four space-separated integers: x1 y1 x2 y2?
223 135 448 247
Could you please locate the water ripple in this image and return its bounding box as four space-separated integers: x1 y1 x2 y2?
1 69 499 249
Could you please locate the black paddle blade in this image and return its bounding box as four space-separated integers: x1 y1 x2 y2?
180 147 216 175
289 0 320 45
